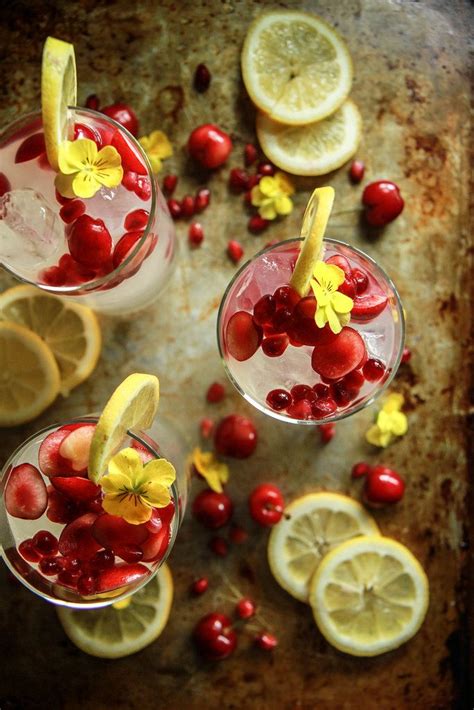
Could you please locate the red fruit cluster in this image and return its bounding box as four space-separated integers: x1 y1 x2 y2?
227 146 275 234
166 186 211 222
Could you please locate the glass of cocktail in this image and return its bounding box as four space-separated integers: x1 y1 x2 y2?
217 188 405 424
0 39 176 316
0 375 187 608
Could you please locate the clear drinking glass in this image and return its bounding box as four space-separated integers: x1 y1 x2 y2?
0 416 188 608
217 237 405 425
0 108 176 315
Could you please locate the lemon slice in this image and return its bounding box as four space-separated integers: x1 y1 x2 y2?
256 99 362 177
289 186 334 297
42 36 77 170
309 536 429 656
0 285 101 397
242 11 353 125
88 373 160 483
0 321 60 426
268 492 379 603
57 564 173 658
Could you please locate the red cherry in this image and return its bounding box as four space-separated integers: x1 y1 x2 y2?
229 167 249 192
209 536 229 557
351 268 369 294
248 483 284 527
244 143 258 166
101 102 139 136
193 63 211 92
266 388 292 411
255 632 278 650
364 465 405 505
163 174 178 195
4 464 47 520
338 274 356 298
261 333 289 357
235 597 255 619
206 382 225 403
311 327 367 381
191 577 209 595
214 415 258 459
349 160 365 184
167 198 182 220
195 187 211 212
248 214 269 233
59 199 86 224
351 293 388 321
192 490 233 529
193 613 237 660
0 172 11 197
188 124 232 169
225 311 262 361
189 222 204 247
227 240 244 263
320 423 336 443
326 254 351 276
362 180 404 227
67 215 112 268
351 462 372 479
74 123 102 145
362 358 386 382
85 94 100 111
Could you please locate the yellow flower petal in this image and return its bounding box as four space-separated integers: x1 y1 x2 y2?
311 280 329 306
148 155 162 174
103 493 152 524
58 139 98 174
192 448 229 494
72 171 102 199
365 424 392 448
139 136 151 151
54 172 76 198
94 165 123 189
250 185 265 206
95 145 122 169
383 393 405 413
389 411 408 436
274 171 295 195
258 176 279 197
376 410 393 433
259 202 278 220
274 195 293 215
100 470 133 493
108 448 143 481
331 291 354 314
142 481 171 508
147 130 173 158
140 458 176 488
315 305 328 329
325 302 343 334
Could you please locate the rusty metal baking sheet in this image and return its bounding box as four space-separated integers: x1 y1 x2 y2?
0 0 471 708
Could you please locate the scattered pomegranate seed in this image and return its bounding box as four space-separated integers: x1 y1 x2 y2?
195 187 211 212
266 389 292 411
189 222 204 247
206 382 225 403
39 557 64 576
401 346 412 364
229 167 249 192
244 143 258 166
188 124 233 169
332 382 352 407
320 423 336 443
193 612 237 659
167 198 182 220
193 63 212 92
247 175 260 189
257 162 275 177
192 490 233 529
59 200 86 224
191 577 209 595
253 294 276 325
349 160 365 183
209 536 229 557
85 94 100 111
249 483 284 527
236 597 256 619
90 549 115 571
248 214 269 234
255 632 278 650
227 240 244 264
32 530 58 557
214 414 257 458
77 574 97 596
363 465 405 505
19 538 41 563
181 194 195 218
101 102 139 136
163 174 178 195
362 180 404 227
200 417 214 438
229 525 248 544
362 358 386 382
351 462 372 479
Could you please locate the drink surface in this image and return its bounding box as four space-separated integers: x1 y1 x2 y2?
219 239 404 423
0 109 176 314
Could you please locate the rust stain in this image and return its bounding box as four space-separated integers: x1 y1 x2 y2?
405 76 427 104
438 293 458 316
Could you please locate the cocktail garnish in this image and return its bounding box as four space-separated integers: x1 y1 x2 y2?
310 261 353 334
250 172 294 220
55 139 123 198
192 448 229 494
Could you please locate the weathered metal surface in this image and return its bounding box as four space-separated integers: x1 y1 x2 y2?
0 1 471 708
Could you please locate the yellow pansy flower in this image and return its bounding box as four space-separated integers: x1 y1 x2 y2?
310 261 354 334
192 447 229 494
365 393 408 448
101 447 176 525
250 172 294 220
139 130 173 173
55 139 123 199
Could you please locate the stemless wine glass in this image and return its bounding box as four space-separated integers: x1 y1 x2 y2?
0 108 177 315
217 237 405 425
0 415 188 609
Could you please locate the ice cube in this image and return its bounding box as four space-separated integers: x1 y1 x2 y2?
0 189 64 276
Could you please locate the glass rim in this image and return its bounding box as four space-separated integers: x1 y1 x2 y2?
216 236 406 426
0 106 157 294
0 415 179 609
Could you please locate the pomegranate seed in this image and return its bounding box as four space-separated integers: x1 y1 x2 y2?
290 384 316 403
191 577 209 595
63 556 82 573
266 388 292 411
339 275 356 298
343 369 365 391
229 167 249 192
189 222 204 247
247 175 260 189
401 346 412 364
195 187 211 212
19 538 41 563
287 399 313 420
272 307 293 333
57 570 80 588
209 536 229 557
90 549 115 571
200 417 214 438
248 214 269 233
236 597 255 619
255 632 278 650
249 483 284 526
262 334 289 357
313 383 330 398
122 170 138 191
332 382 352 407
349 160 365 183
39 557 64 576
363 358 386 382
85 94 100 111
352 462 372 479
364 465 405 505
320 423 336 443
244 143 258 166
206 382 225 403
193 490 233 529
163 174 178 194
253 294 276 326
59 200 86 224
77 574 97 596
229 525 248 544
352 268 369 294
124 208 149 231
257 162 275 176
181 194 195 218
135 176 151 201
167 198 182 220
273 285 300 311
193 63 211 92
214 414 257 458
32 530 58 557
193 612 237 660
227 240 244 263
312 398 338 419
40 266 67 287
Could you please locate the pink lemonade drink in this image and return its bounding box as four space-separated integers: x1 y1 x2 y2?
0 109 176 315
0 417 187 608
218 238 405 424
